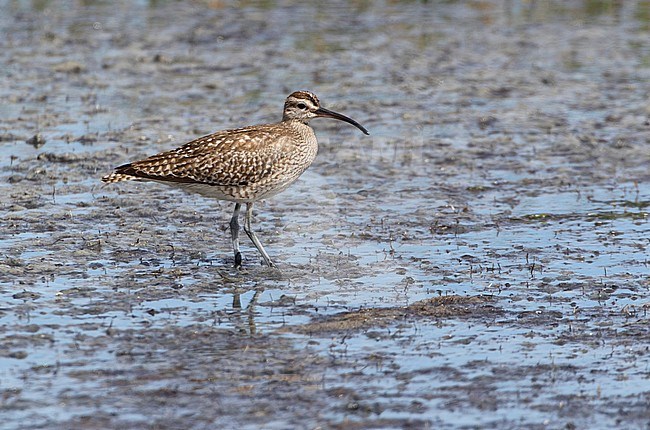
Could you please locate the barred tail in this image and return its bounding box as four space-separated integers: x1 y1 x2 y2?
102 172 138 183
102 163 139 183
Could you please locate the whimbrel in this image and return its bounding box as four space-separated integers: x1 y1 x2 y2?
102 91 369 267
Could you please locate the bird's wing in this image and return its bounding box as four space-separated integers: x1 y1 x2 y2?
113 125 292 186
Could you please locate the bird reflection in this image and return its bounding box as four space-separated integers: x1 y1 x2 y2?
231 288 262 335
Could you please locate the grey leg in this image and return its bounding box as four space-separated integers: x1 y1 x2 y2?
243 203 275 267
230 203 242 268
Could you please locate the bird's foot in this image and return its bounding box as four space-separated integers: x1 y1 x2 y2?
234 252 242 269
260 259 278 267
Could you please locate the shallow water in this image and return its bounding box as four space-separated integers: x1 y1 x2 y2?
1 1 649 429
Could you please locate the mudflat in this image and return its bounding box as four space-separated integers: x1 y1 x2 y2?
1 1 648 429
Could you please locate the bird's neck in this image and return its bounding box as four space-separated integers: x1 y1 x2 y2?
283 118 312 129
283 119 316 142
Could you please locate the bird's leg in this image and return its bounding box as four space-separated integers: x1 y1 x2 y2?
230 203 242 268
243 203 275 267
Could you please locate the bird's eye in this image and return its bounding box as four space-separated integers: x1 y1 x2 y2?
297 103 307 109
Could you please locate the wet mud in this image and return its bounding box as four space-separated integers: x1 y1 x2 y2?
1 1 649 429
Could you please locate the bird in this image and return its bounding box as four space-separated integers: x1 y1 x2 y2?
102 91 369 268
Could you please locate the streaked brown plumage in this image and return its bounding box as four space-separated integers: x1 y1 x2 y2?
102 91 369 267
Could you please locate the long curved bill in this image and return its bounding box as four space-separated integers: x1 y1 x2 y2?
315 107 369 135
